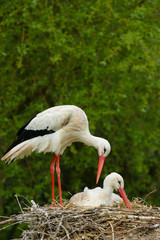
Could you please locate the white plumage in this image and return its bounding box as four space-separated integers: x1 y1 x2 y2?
1 105 111 206
69 172 132 209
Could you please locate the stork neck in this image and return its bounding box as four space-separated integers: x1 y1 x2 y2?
79 132 101 149
103 186 113 201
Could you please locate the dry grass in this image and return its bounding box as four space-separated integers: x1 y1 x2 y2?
0 196 160 240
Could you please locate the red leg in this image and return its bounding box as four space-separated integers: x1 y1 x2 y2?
56 154 63 206
50 154 57 204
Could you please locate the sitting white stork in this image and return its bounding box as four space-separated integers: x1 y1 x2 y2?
69 172 132 209
1 105 111 206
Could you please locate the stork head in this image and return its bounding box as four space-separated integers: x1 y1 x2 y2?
103 172 132 209
96 138 111 184
103 172 124 190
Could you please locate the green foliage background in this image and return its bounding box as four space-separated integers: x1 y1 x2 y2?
0 0 160 238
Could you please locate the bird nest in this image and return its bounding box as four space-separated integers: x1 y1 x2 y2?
0 197 160 240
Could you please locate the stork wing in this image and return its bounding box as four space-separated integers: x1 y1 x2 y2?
26 106 73 131
3 106 73 155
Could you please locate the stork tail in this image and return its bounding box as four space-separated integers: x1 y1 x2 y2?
1 141 32 164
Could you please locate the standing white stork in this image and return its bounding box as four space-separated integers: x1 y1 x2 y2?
69 172 132 209
1 105 111 206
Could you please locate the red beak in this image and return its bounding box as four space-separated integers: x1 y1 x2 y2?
96 155 106 184
119 187 132 209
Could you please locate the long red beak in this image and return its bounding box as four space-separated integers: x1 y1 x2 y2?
119 187 132 209
96 155 106 184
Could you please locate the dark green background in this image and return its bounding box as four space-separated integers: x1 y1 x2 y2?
0 0 160 238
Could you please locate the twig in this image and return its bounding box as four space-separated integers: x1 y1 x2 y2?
53 215 64 238
15 195 24 214
0 217 17 226
61 224 70 240
144 189 157 201
109 221 115 240
0 221 19 231
126 214 160 221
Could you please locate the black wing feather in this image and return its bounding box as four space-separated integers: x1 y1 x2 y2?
4 116 55 155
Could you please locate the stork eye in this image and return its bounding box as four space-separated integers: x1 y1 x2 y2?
118 180 121 185
103 148 106 154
